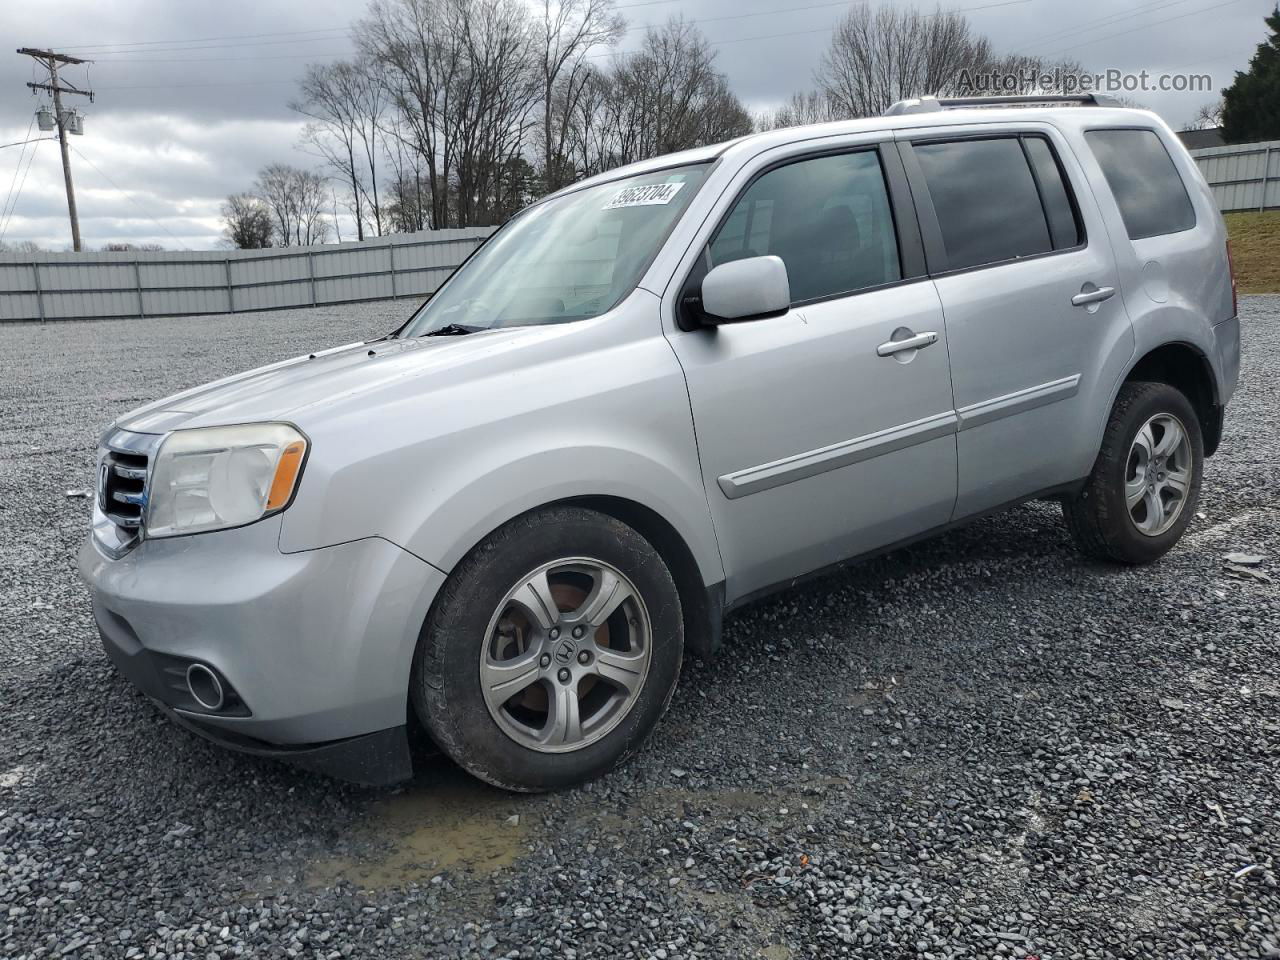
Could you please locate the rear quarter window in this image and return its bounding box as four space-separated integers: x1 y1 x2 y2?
1085 129 1196 240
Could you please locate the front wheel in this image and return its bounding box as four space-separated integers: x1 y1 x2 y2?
411 506 683 792
1063 380 1204 564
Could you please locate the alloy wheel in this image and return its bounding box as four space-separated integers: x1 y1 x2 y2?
479 557 653 753
1125 412 1193 537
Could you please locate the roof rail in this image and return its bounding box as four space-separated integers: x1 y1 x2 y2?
883 93 1124 116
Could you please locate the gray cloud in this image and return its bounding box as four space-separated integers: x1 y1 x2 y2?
0 0 1268 250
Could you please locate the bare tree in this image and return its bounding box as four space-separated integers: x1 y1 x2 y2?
293 58 387 240
816 5 995 118
1184 99 1225 131
253 165 332 247
447 0 542 225
359 0 467 229
382 115 430 231
755 90 839 131
536 0 623 191
221 192 273 249
559 18 751 175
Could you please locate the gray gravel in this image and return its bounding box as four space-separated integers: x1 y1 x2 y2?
2 297 1278 959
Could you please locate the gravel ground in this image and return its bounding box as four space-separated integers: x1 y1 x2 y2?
1 297 1278 960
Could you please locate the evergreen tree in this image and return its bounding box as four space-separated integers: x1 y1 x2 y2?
1221 5 1280 143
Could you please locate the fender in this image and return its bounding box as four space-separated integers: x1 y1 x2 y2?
1093 301 1226 460
278 292 726 593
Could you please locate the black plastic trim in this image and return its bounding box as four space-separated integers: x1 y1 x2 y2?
163 709 414 787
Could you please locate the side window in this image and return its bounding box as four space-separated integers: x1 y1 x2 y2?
912 137 1053 271
1023 137 1082 250
709 150 901 304
1085 128 1196 240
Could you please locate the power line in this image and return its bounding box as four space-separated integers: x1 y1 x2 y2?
0 114 37 240
0 140 42 246
76 35 358 57
593 0 1035 57
55 0 688 49
0 136 58 150
57 26 354 51
90 52 354 64
85 0 1036 71
67 143 191 250
1016 0 1198 51
1042 0 1250 58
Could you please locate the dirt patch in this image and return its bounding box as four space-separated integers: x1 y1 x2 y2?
308 766 531 890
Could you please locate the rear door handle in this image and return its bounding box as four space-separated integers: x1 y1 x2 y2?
1071 286 1116 307
877 331 938 357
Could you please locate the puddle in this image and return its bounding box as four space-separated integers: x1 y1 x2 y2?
309 765 531 891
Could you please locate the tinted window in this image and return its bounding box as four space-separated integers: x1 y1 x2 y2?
1024 137 1082 249
710 150 901 303
913 137 1051 271
1085 129 1195 239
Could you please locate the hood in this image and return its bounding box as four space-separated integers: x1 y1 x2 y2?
114 326 553 434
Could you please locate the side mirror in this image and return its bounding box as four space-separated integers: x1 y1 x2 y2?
700 255 791 324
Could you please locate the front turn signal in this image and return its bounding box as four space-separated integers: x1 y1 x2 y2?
266 439 308 510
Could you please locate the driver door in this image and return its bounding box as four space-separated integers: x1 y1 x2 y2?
666 143 958 602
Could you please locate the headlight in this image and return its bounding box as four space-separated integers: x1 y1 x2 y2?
146 423 308 538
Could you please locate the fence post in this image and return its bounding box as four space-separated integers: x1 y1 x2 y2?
308 250 318 306
1261 146 1272 213
225 258 234 313
33 261 45 323
389 242 397 299
134 260 145 318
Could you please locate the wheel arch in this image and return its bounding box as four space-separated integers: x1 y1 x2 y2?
1122 341 1222 455
563 495 724 660
418 492 725 663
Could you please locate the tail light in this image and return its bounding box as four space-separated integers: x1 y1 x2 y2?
1226 239 1238 318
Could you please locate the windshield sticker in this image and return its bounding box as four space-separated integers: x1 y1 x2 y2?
603 182 685 209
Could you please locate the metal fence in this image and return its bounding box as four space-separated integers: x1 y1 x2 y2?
0 227 495 323
1190 139 1280 214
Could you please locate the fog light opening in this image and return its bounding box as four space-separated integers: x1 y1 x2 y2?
186 663 226 712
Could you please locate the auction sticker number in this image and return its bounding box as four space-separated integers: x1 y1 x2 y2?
604 182 685 209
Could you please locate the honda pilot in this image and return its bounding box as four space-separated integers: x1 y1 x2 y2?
80 95 1241 790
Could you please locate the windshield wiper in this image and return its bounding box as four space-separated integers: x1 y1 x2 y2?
422 322 484 337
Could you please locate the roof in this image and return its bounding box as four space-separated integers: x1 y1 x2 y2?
547 103 1162 201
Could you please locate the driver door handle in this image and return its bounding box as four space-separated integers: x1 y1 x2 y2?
877 331 939 357
1071 286 1116 307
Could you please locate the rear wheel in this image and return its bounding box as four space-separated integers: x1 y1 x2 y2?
1063 380 1203 564
411 506 683 791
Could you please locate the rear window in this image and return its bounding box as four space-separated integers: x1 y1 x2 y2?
1085 129 1196 240
912 137 1055 271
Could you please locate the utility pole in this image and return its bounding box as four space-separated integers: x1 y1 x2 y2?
17 48 93 252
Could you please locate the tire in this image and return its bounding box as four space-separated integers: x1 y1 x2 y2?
411 505 683 792
1063 380 1204 565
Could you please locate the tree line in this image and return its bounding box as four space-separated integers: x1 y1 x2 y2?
222 0 1273 249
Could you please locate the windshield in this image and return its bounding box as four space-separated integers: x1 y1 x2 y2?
399 163 709 336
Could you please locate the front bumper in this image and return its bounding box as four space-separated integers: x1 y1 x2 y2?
79 516 447 784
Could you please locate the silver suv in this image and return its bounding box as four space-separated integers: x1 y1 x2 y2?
80 95 1240 790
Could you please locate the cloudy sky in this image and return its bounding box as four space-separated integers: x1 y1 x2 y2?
0 0 1270 250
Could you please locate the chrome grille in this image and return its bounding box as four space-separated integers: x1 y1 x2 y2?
99 448 150 529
